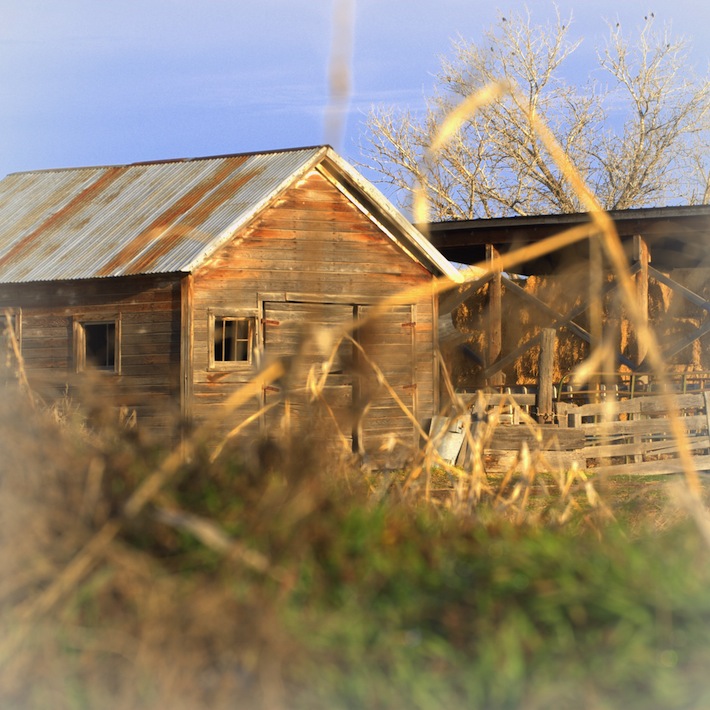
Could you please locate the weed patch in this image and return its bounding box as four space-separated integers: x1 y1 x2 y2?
1 387 710 709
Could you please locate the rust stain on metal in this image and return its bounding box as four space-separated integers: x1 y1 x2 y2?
98 157 257 276
130 166 266 274
0 167 124 272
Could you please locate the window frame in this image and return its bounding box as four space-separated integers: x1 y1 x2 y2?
208 309 258 370
73 315 121 374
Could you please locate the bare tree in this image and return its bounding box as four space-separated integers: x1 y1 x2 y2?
361 10 710 220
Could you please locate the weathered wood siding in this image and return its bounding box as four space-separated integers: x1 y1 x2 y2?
190 168 438 455
0 275 182 435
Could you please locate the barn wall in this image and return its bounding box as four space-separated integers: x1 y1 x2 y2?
190 168 437 456
0 275 182 435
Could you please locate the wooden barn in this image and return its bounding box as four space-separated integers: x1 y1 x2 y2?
0 146 462 457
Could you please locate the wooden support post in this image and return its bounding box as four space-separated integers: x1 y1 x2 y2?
588 237 604 401
589 238 604 356
633 235 650 367
486 244 504 387
536 328 556 424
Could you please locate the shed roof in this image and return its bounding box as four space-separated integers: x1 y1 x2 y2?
428 205 710 273
0 146 462 284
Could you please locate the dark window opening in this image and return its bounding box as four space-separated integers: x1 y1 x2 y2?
84 322 116 369
214 317 253 363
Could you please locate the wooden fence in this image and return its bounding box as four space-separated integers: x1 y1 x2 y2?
554 391 710 476
435 390 710 476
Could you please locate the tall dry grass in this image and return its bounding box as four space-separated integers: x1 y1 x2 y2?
1 367 710 710
1 5 710 706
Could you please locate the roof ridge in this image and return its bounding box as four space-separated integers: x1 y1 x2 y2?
6 145 330 177
128 144 329 167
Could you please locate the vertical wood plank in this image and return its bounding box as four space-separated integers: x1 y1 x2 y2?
180 274 194 425
407 303 419 446
536 328 556 424
589 238 604 358
486 244 504 387
633 235 650 367
432 284 440 414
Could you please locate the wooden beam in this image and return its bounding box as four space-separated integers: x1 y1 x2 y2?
589 238 604 359
462 344 484 366
489 274 637 375
648 265 710 314
633 235 650 367
644 318 710 368
482 329 543 381
438 272 493 316
503 276 594 344
438 313 469 347
486 244 504 386
481 263 641 380
536 328 556 423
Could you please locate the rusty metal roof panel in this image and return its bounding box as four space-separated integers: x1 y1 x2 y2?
0 146 325 283
0 167 110 266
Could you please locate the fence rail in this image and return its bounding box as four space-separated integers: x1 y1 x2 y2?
557 371 710 405
439 389 710 476
552 391 710 476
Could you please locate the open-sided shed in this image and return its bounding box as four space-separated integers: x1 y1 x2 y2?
0 146 461 455
431 205 710 387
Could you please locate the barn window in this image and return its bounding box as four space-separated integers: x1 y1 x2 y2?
75 318 120 373
210 315 255 367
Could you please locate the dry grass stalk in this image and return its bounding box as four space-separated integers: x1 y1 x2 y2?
6 14 710 708
2 87 706 677
2 307 34 409
0 358 287 672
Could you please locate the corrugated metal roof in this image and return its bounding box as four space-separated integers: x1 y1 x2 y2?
0 147 326 283
0 145 462 284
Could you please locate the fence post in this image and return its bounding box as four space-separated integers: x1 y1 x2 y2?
536 328 556 424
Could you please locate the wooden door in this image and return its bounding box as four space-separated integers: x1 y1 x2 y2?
355 304 418 453
262 301 355 450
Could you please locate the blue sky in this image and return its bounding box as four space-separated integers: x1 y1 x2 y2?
2 0 709 205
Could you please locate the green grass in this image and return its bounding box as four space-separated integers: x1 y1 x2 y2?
2 389 710 709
